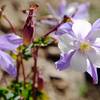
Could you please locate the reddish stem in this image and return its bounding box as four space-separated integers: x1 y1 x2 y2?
43 15 70 37
43 22 63 38
16 52 26 86
20 53 26 85
32 47 38 100
16 54 20 82
3 15 17 34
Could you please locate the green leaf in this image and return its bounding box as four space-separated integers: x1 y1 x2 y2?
32 36 53 47
22 44 32 60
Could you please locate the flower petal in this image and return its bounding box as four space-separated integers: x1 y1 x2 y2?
86 47 100 67
55 22 73 36
70 51 87 72
57 0 67 16
0 33 22 51
47 3 58 18
0 50 16 76
86 58 98 84
6 33 23 44
65 2 78 17
92 18 100 32
87 19 100 41
72 20 92 39
93 38 100 48
73 2 90 20
58 34 73 53
41 19 58 26
55 50 75 70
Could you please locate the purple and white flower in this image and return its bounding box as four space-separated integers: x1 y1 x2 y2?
56 19 100 84
41 0 90 26
0 33 22 77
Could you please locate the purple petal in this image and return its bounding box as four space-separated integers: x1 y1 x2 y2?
0 50 16 77
73 2 90 20
55 50 75 70
57 0 67 16
87 58 98 84
55 22 73 36
92 18 100 32
86 19 100 41
0 33 22 51
7 34 23 44
41 19 58 26
47 3 58 18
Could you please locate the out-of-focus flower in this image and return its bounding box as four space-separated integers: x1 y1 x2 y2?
22 3 38 46
56 19 100 84
41 0 90 26
0 33 22 76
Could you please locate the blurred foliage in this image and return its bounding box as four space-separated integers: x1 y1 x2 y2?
79 84 88 97
22 36 53 60
0 81 49 100
32 36 53 47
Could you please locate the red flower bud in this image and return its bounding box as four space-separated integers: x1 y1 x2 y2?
22 3 38 46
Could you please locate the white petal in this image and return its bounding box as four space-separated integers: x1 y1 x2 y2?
86 48 97 62
93 38 100 48
70 51 87 72
65 3 78 16
94 53 100 66
87 49 100 66
58 34 73 53
86 59 98 84
72 20 92 39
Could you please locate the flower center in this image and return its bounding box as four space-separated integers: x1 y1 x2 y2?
79 42 91 53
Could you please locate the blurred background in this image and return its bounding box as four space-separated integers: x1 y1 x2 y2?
0 0 100 100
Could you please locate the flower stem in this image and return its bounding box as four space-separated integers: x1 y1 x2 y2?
20 53 26 85
43 15 70 37
43 22 63 37
16 54 20 82
32 47 38 100
16 52 26 86
3 15 16 34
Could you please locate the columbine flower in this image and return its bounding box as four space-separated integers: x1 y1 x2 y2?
41 0 89 26
55 1 90 36
56 19 100 84
0 33 22 76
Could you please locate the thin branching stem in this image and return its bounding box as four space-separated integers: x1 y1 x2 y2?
16 51 26 86
43 22 63 38
16 54 20 82
20 53 26 85
3 15 17 34
32 47 38 100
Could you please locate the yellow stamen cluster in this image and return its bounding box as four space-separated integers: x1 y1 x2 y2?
63 16 72 23
80 42 91 53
